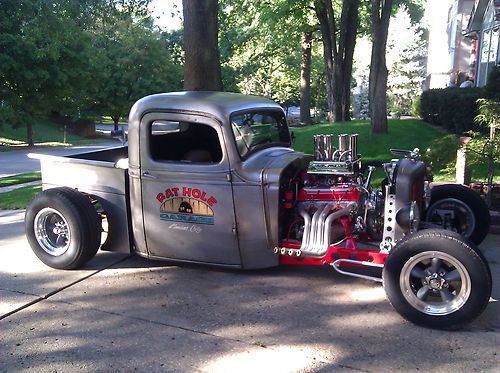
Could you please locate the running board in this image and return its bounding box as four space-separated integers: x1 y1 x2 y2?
330 259 383 282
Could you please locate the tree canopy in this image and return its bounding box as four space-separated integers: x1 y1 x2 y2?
0 0 182 142
0 0 428 144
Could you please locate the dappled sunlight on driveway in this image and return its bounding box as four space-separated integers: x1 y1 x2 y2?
201 345 326 372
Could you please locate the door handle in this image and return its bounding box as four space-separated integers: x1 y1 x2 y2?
142 171 157 179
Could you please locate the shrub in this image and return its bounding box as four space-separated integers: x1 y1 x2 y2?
411 95 421 117
484 65 500 100
419 89 440 124
422 134 461 178
419 88 485 134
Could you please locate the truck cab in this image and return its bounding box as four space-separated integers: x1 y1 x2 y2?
127 91 307 268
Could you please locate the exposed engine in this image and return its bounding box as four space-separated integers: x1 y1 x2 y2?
279 134 428 259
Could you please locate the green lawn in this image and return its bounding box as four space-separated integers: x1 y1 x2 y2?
291 119 441 164
0 185 41 209
291 118 496 183
0 172 41 187
0 118 109 150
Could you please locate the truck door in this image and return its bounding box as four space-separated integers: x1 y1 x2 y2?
139 113 241 266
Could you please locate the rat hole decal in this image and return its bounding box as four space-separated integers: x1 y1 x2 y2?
157 187 217 225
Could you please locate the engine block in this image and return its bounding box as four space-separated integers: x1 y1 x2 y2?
278 133 425 262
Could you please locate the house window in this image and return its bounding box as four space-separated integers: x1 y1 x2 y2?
476 1 499 87
477 27 499 86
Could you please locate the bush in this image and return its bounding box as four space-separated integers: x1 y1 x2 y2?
422 134 461 178
419 88 485 134
411 96 421 117
485 66 500 100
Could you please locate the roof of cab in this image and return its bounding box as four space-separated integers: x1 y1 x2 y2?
128 91 283 124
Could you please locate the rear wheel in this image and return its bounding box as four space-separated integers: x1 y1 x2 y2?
425 184 490 245
383 229 491 329
25 187 101 269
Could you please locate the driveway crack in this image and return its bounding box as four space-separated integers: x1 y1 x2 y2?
0 255 133 321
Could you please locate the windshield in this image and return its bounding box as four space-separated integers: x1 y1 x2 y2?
230 110 290 158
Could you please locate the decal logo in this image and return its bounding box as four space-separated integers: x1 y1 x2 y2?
156 187 217 225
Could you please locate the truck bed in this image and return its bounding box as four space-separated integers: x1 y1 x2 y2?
30 146 129 195
29 146 131 253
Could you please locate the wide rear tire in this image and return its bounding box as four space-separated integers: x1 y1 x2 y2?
383 229 491 329
25 187 101 269
425 184 490 245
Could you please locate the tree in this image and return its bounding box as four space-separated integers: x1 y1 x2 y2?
386 6 426 116
219 0 301 102
183 0 223 91
94 19 183 128
300 31 314 125
368 0 424 133
352 5 426 119
0 0 95 146
368 0 393 134
314 0 360 122
475 98 500 207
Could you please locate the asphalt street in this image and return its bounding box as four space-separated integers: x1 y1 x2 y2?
0 141 121 178
0 208 499 372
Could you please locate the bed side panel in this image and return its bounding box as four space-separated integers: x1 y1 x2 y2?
39 156 131 253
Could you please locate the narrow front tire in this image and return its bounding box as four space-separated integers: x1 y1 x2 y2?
383 229 491 329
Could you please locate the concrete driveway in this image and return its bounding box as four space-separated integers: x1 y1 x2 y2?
0 209 499 372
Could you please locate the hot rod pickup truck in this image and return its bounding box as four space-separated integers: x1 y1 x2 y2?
26 92 492 329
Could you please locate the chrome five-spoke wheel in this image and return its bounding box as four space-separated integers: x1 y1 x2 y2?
34 207 71 256
400 251 471 316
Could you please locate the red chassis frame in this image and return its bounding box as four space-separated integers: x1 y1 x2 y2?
278 217 388 281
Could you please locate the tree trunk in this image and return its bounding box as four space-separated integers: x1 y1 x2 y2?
300 31 313 125
486 125 496 207
340 0 359 122
314 0 359 122
26 122 34 147
183 0 223 91
369 0 392 134
112 115 120 131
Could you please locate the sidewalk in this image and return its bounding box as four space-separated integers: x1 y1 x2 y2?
0 209 498 372
0 180 42 194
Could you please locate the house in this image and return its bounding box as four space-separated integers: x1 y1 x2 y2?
464 0 500 86
425 0 476 89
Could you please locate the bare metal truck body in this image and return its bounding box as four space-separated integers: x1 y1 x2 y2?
32 92 301 269
27 91 492 329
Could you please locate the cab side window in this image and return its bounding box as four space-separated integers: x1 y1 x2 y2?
150 121 223 163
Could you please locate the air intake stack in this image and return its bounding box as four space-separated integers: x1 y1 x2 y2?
309 134 361 175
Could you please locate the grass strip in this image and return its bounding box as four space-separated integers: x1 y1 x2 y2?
0 185 41 210
0 117 111 152
0 172 41 187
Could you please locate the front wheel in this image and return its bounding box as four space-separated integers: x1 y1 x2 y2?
383 229 491 329
25 187 102 269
